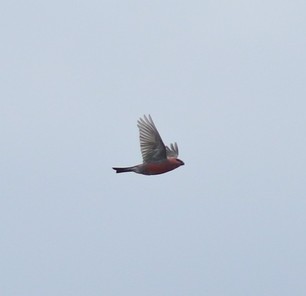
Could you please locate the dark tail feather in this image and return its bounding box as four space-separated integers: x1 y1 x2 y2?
112 166 134 173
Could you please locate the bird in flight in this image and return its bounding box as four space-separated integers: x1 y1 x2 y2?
113 115 184 175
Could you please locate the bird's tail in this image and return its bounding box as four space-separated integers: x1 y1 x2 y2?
112 166 136 173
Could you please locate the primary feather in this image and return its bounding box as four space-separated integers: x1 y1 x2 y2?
137 115 167 163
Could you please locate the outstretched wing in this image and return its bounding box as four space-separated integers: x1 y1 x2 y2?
166 142 179 158
137 115 167 163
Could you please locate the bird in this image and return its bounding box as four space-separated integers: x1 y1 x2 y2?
112 115 184 175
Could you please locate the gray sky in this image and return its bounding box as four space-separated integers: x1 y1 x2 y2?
1 0 306 295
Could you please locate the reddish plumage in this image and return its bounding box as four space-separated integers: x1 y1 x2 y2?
112 115 184 176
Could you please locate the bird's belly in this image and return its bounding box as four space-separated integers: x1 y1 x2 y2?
142 162 177 175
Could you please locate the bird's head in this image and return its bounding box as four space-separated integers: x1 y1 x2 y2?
176 158 185 166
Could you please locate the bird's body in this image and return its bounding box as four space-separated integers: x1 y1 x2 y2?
112 115 184 175
113 158 183 175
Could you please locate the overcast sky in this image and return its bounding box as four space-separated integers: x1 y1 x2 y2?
1 0 306 295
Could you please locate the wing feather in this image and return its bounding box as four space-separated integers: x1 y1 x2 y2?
166 142 179 158
137 115 167 163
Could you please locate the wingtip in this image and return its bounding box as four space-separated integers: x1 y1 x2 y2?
138 114 154 126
